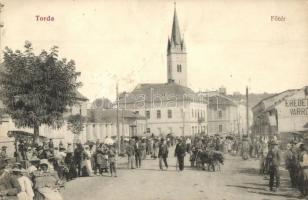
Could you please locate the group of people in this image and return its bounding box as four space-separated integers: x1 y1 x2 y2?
11 138 120 179
0 134 224 200
5 133 308 199
124 136 187 171
0 138 121 200
285 139 308 197
0 150 63 200
261 138 308 196
245 135 308 197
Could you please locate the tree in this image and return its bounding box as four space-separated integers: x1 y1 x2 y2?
67 114 86 135
91 98 113 109
0 41 82 140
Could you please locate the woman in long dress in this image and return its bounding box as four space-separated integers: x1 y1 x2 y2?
82 145 93 176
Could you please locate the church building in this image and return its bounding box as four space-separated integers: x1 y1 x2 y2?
119 6 207 137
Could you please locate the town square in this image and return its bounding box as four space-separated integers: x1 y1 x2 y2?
0 1 307 200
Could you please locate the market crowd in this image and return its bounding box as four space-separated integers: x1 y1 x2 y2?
2 132 308 199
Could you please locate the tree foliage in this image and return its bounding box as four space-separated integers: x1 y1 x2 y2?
91 98 113 109
0 41 82 137
67 114 86 135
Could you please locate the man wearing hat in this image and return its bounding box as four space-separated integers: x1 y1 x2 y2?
175 139 186 171
18 140 27 161
285 141 298 188
126 140 135 169
266 140 281 192
152 138 159 159
241 136 250 160
25 146 33 161
298 142 308 196
74 143 84 177
0 158 21 200
158 138 169 170
12 162 24 170
0 146 8 159
134 138 142 168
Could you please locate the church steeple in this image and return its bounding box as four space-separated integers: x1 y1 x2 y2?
167 3 187 87
171 4 182 45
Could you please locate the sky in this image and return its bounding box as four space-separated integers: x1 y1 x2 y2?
1 0 308 101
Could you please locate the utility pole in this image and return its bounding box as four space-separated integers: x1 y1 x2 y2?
246 86 249 136
122 108 124 137
0 2 4 62
206 93 209 135
237 112 240 136
0 3 4 128
78 103 82 144
181 108 185 136
116 82 120 153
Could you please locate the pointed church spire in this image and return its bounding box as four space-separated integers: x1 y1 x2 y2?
167 2 187 87
171 2 182 45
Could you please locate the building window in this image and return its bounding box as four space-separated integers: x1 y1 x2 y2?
146 110 150 119
177 64 182 72
146 128 151 133
218 110 222 118
168 109 172 118
135 111 139 115
192 109 194 118
219 125 223 133
157 110 161 119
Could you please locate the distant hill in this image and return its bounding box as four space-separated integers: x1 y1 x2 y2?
228 93 276 108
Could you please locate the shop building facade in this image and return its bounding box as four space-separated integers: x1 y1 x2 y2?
252 86 308 143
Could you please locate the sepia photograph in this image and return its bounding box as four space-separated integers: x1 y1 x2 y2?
0 0 307 199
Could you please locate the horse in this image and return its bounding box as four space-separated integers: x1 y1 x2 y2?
198 150 224 171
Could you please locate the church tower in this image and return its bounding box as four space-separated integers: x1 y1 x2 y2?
167 4 187 87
